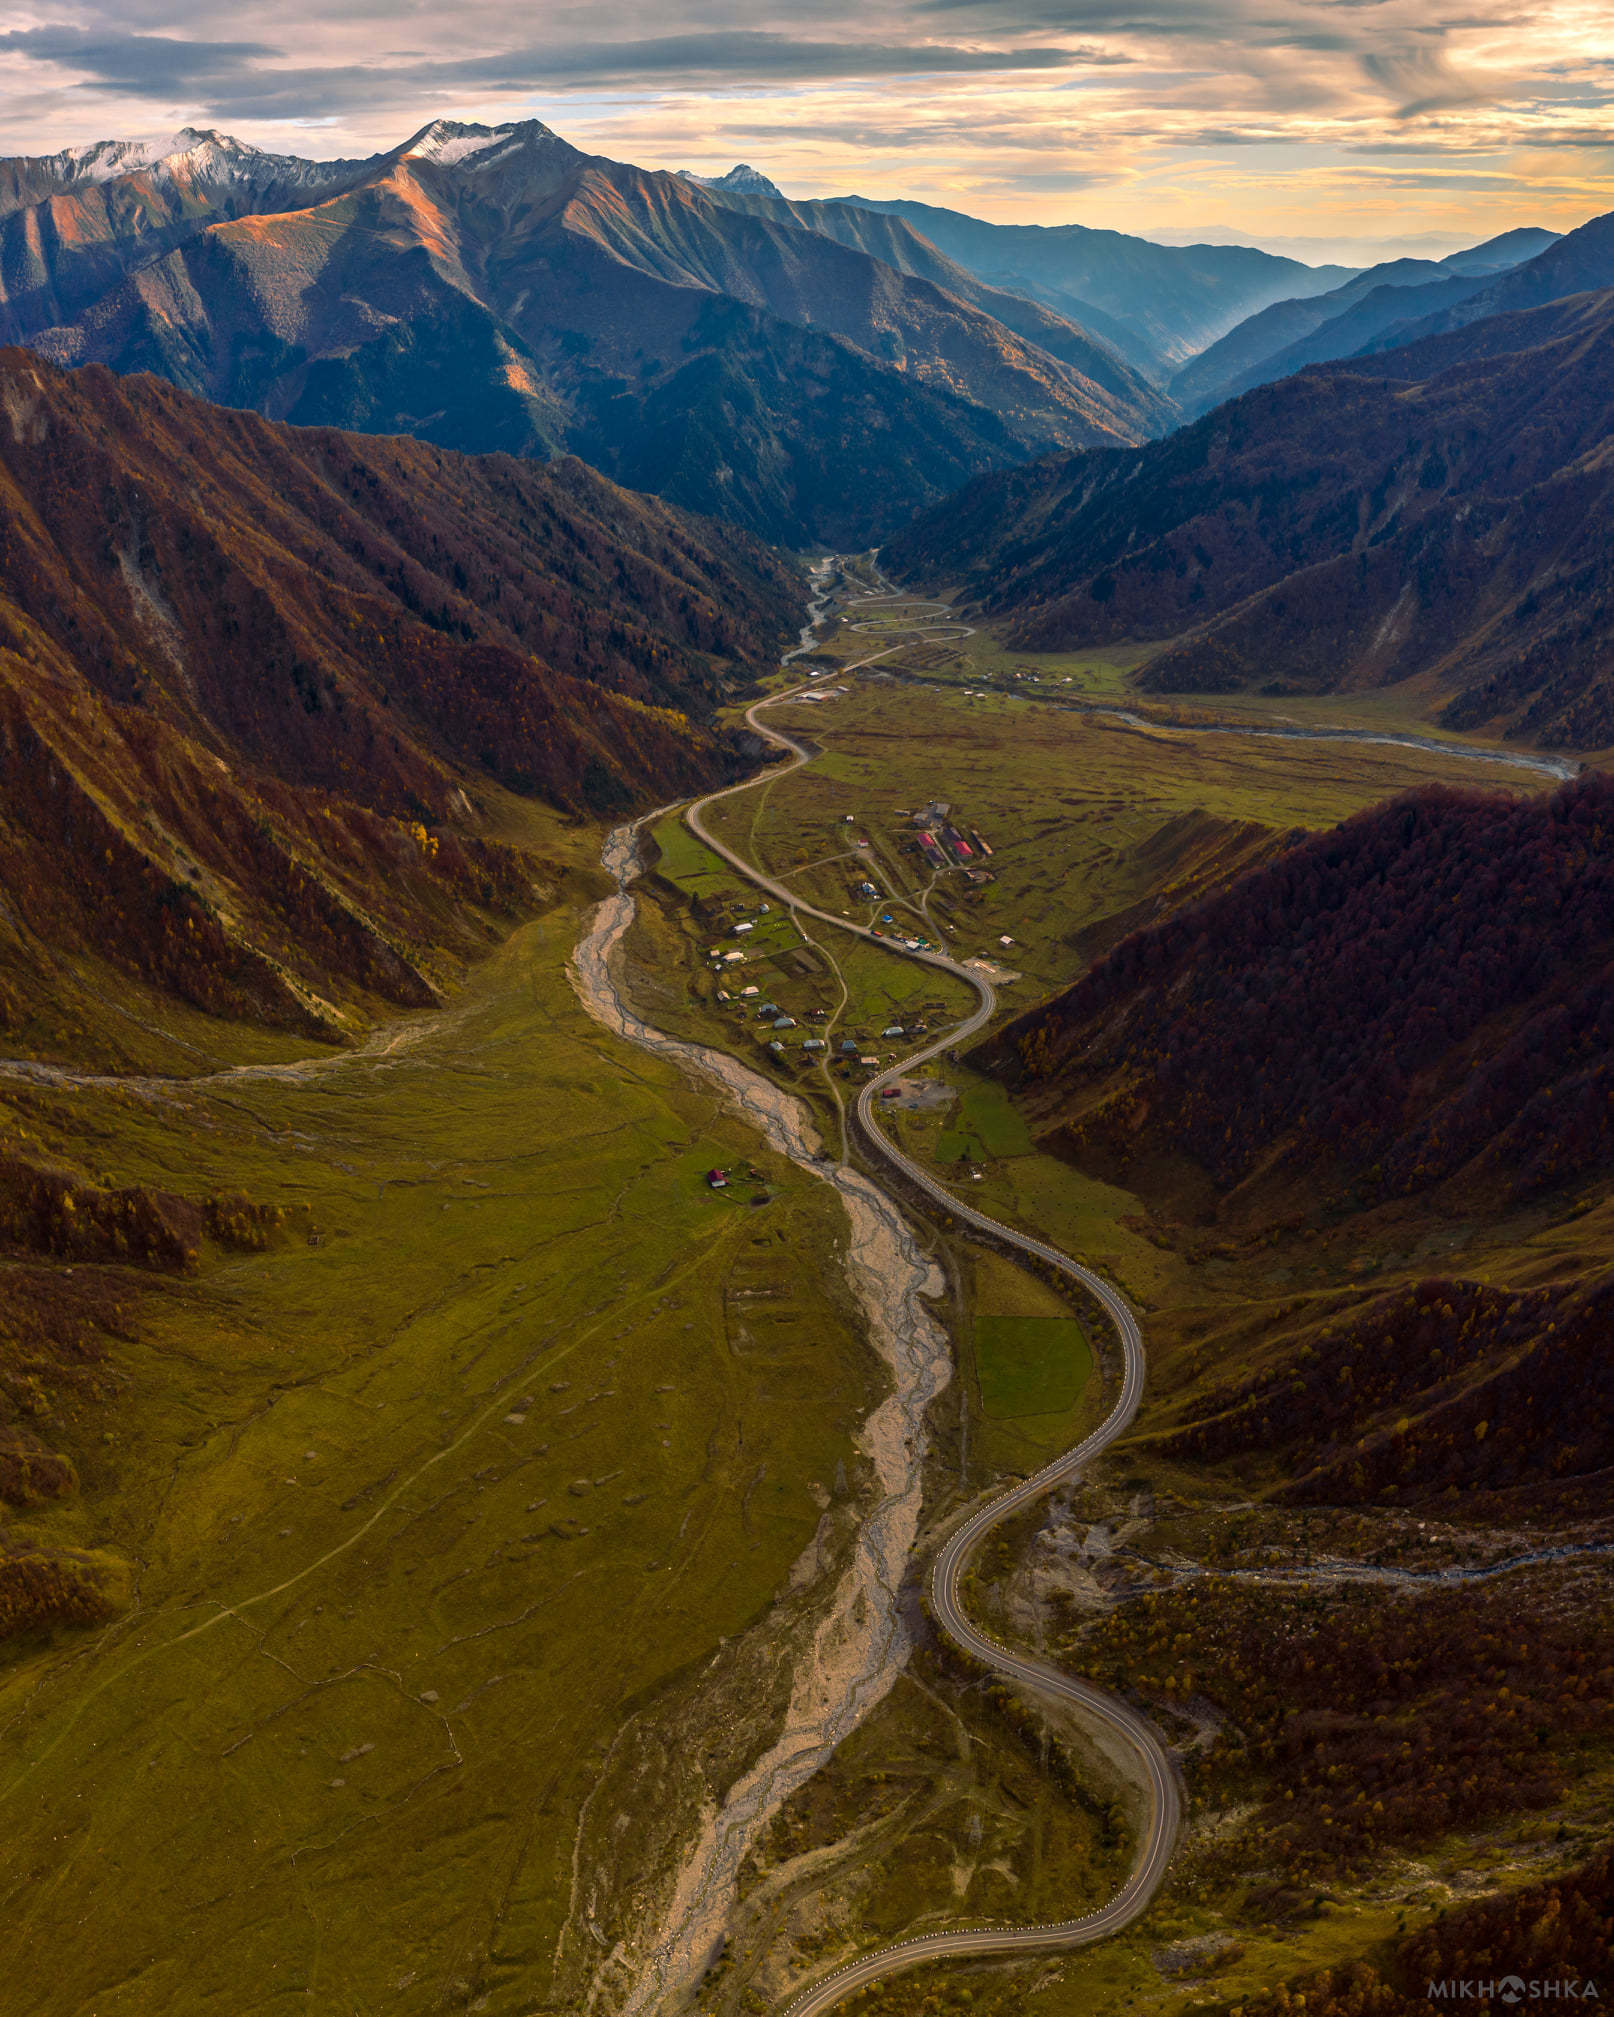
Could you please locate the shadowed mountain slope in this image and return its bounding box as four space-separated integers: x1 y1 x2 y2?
0 348 800 1058
885 285 1614 748
976 774 1614 1511
982 775 1614 1216
4 120 1166 546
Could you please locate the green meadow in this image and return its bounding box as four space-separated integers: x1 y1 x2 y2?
749 673 1556 998
0 899 878 2016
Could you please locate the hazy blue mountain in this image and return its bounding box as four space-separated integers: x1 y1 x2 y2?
1173 227 1562 414
688 185 1174 422
828 195 1358 376
1351 211 1614 358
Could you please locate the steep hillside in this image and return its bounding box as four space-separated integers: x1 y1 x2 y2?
6 120 1165 546
689 185 1173 423
886 286 1614 747
833 196 1355 374
0 348 801 1061
983 775 1614 1217
975 774 1614 1512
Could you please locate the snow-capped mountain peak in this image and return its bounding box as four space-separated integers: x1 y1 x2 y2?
42 127 360 196
57 127 247 180
680 164 783 200
401 119 564 169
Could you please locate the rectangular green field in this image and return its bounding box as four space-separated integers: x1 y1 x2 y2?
958 1082 1034 1156
975 1314 1092 1419
649 813 733 888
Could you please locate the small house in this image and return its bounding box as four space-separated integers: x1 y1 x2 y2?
707 1169 729 1188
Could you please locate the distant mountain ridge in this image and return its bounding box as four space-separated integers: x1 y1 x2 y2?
1171 227 1561 413
1353 210 1614 357
686 183 1171 421
825 195 1359 376
0 119 1175 546
680 164 784 199
0 125 366 213
884 277 1614 749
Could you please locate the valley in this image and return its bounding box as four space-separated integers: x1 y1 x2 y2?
1 543 1609 2015
586 566 1612 2014
0 114 1609 2010
0 807 893 2015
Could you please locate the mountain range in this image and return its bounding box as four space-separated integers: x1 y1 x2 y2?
1170 225 1562 414
886 260 1614 748
817 196 1359 376
0 347 799 1062
4 115 1584 562
2 117 1490 551
0 121 1192 547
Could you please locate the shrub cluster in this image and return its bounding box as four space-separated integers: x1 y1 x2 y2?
1062 1579 1614 1877
1221 1843 1613 2017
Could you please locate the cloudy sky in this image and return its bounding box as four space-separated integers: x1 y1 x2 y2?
0 0 1609 257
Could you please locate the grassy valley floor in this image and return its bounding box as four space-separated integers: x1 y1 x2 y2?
5 595 1609 2017
0 865 886 2015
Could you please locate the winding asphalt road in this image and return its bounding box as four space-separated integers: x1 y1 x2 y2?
679 597 1181 2015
